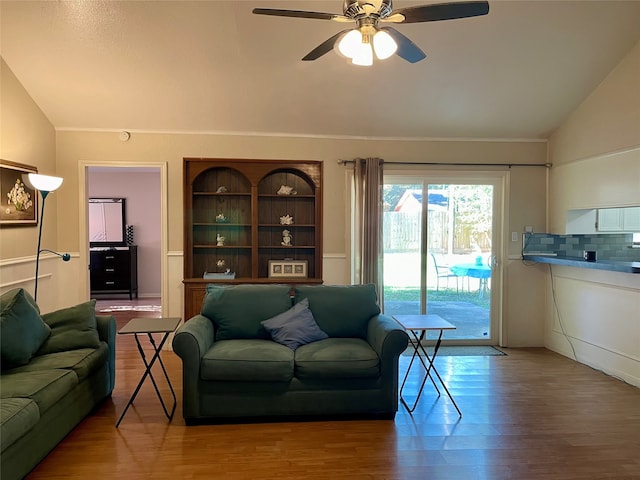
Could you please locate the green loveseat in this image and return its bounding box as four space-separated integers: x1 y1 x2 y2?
0 288 116 480
172 283 409 423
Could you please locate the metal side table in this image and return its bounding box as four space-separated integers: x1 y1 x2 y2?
116 317 181 427
394 314 462 417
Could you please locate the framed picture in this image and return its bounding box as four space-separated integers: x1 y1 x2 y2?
0 160 38 226
268 260 308 278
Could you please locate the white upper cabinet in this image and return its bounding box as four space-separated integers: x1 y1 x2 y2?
621 206 640 231
566 209 597 234
597 208 624 231
566 206 640 234
597 207 640 232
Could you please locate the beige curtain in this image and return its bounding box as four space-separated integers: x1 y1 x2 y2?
352 157 383 295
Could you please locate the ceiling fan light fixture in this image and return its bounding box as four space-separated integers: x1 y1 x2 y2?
254 0 489 64
351 42 373 66
373 29 397 59
337 29 362 58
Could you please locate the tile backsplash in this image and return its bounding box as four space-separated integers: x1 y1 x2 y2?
523 233 640 261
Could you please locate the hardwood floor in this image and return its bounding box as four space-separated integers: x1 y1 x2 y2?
26 303 640 479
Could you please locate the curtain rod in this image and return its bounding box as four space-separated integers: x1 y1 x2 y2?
337 160 551 168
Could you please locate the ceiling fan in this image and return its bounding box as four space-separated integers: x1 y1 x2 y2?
253 0 489 65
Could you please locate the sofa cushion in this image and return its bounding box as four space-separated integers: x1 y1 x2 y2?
294 284 381 338
0 398 40 454
0 287 40 314
202 284 293 341
10 343 109 383
294 338 380 379
201 339 294 382
0 369 78 413
261 298 328 350
37 300 101 355
1 288 51 370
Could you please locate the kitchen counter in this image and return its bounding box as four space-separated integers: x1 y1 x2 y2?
522 255 640 273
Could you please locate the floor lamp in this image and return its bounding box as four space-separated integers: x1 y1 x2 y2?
26 173 70 302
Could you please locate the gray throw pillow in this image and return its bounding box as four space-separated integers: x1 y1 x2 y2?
0 288 51 369
37 300 101 354
261 298 328 350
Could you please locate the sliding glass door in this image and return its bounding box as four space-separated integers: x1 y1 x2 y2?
382 173 503 343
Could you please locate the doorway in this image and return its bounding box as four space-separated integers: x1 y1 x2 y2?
382 172 504 344
79 163 168 316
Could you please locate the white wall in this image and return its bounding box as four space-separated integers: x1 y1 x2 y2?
0 58 83 313
88 169 162 297
546 40 640 385
2 54 552 345
54 132 548 342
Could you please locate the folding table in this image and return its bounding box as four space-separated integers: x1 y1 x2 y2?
116 317 181 427
394 314 462 416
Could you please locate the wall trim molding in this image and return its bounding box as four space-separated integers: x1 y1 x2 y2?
56 127 548 144
0 253 79 267
166 251 347 259
0 273 52 289
553 144 640 168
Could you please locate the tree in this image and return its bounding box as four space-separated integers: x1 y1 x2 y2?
452 185 493 251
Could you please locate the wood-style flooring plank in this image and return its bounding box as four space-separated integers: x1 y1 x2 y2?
24 305 640 479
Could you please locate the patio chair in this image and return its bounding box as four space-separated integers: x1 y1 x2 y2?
430 253 459 291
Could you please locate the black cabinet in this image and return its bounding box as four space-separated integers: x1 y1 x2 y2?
90 246 138 299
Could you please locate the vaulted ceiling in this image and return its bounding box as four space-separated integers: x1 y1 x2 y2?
2 1 640 140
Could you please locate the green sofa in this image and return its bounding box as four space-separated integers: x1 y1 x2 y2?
172 283 409 423
0 288 116 480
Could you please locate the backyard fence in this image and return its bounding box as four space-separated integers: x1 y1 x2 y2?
383 211 490 254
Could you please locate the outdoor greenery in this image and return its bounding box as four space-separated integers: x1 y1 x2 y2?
384 286 490 309
382 183 494 253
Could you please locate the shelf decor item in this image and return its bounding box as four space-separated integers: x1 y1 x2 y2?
280 214 293 225
281 229 292 246
202 258 236 280
203 258 236 279
203 270 236 279
277 185 296 195
268 260 307 278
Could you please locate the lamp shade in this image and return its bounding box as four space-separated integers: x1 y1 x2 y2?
26 173 63 193
352 43 373 66
373 30 397 60
337 28 397 66
337 30 362 59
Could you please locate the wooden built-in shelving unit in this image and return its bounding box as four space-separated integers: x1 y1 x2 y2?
183 158 323 319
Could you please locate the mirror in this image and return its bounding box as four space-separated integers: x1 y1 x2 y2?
89 198 126 247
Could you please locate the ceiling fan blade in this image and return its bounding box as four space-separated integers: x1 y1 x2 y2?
387 1 489 24
380 27 426 63
302 30 351 61
252 8 348 22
